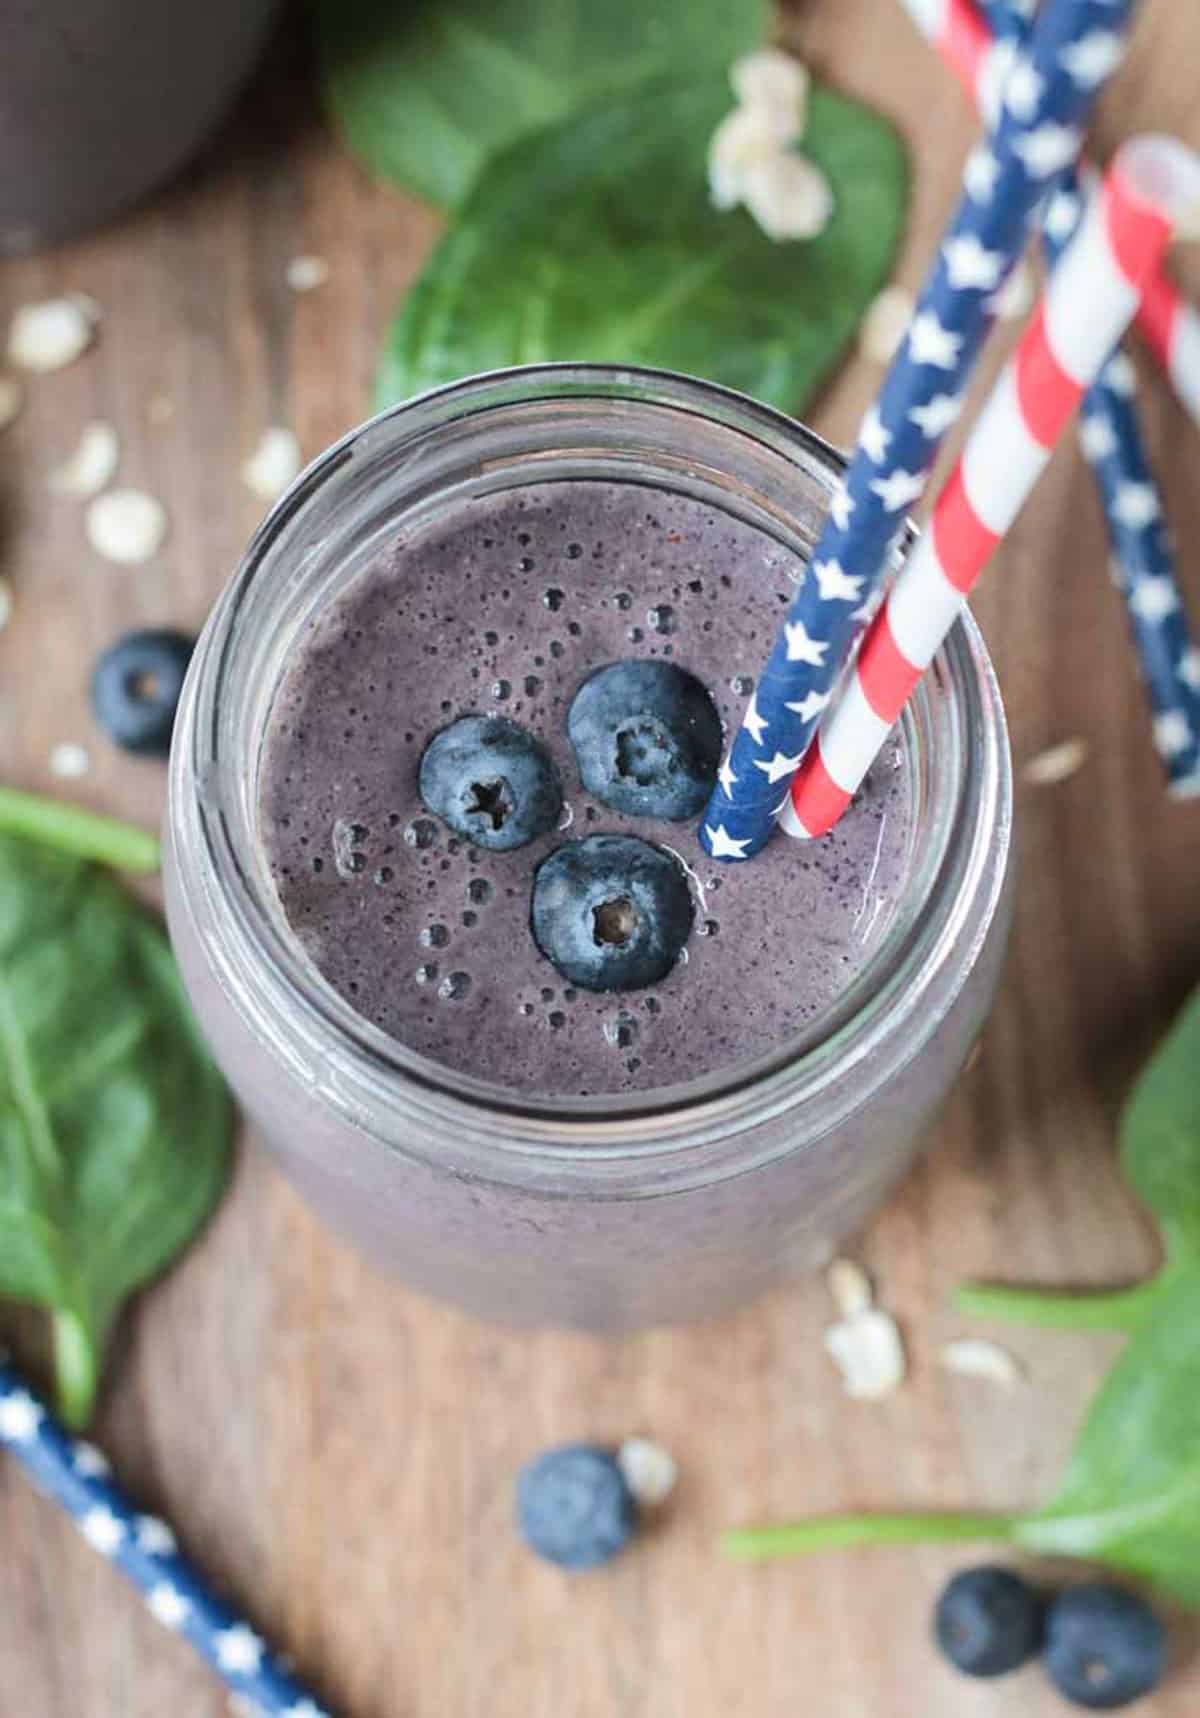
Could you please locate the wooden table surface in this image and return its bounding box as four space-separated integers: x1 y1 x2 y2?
2 3 1199 1713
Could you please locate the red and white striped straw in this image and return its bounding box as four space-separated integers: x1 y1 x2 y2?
901 0 1200 432
785 135 1200 841
1138 272 1200 429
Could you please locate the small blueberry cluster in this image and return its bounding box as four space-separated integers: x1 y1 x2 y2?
935 1565 1165 1710
418 660 721 992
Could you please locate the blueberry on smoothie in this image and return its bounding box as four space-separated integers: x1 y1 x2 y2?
419 715 562 851
934 1566 1044 1678
531 834 694 992
90 628 195 756
516 1444 637 1570
1043 1585 1166 1710
567 660 722 820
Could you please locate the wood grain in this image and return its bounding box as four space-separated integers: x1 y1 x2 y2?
2 3 1200 1713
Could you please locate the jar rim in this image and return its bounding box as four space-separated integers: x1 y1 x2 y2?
170 363 1012 1166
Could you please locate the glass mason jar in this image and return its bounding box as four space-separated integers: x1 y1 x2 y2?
165 366 1014 1330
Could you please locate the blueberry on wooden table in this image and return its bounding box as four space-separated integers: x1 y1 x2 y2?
567 660 722 820
531 834 694 992
934 1565 1044 1678
1043 1585 1166 1709
90 628 195 756
419 714 562 850
516 1444 637 1570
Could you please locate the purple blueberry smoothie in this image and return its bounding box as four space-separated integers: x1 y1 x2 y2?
257 481 912 1099
165 368 1013 1327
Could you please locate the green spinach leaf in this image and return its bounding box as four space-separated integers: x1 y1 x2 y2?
0 832 232 1426
726 1268 1200 1607
375 75 908 415
958 987 1200 1330
0 785 160 874
315 0 769 208
1015 1268 1200 1602
1119 987 1200 1259
724 987 1200 1606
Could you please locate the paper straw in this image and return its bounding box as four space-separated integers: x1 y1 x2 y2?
701 0 1137 862
968 0 1200 787
1044 170 1200 790
786 136 1200 839
0 1358 334 1718
1137 270 1200 430
900 0 1200 431
978 0 1035 38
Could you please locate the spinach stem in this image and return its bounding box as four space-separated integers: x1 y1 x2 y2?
955 1276 1161 1333
723 1511 1019 1560
0 787 160 875
52 1309 101 1431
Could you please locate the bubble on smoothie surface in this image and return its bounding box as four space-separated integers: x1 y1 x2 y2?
332 818 369 878
404 817 439 849
602 1011 639 1049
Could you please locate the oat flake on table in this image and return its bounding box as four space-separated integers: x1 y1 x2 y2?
827 1257 874 1319
729 48 810 136
940 1337 1024 1387
859 286 916 364
86 488 168 564
617 1438 678 1507
8 295 99 371
1022 737 1088 786
49 421 120 498
285 255 330 292
824 1306 907 1400
740 152 834 242
49 741 91 779
242 427 301 501
708 104 796 210
987 257 1035 321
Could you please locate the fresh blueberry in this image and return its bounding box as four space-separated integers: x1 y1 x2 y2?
1043 1585 1166 1709
90 628 195 757
567 660 722 820
419 715 562 851
516 1444 637 1570
531 834 694 992
934 1565 1044 1678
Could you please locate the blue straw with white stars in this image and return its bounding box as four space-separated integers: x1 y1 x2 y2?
966 1 1199 785
1043 173 1200 787
979 0 1037 40
700 0 1137 861
0 1358 334 1718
